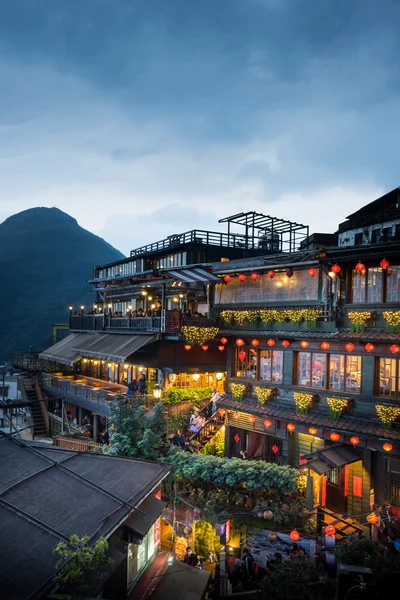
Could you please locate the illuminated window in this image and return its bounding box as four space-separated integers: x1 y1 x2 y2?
329 354 361 393
234 348 283 382
260 350 283 383
379 358 399 398
296 352 361 393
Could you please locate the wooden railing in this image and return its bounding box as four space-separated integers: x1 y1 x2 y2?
42 374 115 407
189 409 225 446
49 413 83 437
54 435 104 452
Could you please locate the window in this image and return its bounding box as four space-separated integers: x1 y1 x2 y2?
234 348 283 382
387 266 400 303
378 358 399 398
327 468 340 485
351 266 400 304
296 352 362 393
354 233 364 246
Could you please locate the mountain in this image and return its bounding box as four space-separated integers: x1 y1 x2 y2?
0 207 124 361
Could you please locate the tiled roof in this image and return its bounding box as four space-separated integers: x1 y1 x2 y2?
218 328 400 342
219 397 400 441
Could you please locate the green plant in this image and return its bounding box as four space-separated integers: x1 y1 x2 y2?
335 535 395 573
201 429 225 456
194 521 222 558
294 392 313 414
182 326 219 345
53 535 113 600
164 387 212 405
348 311 371 332
383 311 400 333
230 382 246 402
326 397 348 420
376 404 400 430
254 386 273 406
303 517 317 535
260 556 334 600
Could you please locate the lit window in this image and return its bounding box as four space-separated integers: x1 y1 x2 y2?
296 352 361 393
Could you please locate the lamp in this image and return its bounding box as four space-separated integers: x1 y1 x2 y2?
216 372 223 381
69 306 73 311
153 385 162 400
192 374 200 382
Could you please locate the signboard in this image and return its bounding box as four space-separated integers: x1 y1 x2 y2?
226 520 231 544
154 491 162 549
353 475 362 497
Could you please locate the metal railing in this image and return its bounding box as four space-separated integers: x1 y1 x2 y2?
69 311 180 333
12 352 44 372
41 374 116 407
189 410 225 446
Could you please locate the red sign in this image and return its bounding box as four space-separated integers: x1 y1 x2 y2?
272 444 279 454
154 490 162 549
299 452 307 466
226 520 231 544
353 475 362 497
234 434 240 443
321 475 327 507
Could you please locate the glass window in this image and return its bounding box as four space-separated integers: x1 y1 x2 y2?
260 350 271 381
259 350 283 383
234 349 247 378
246 349 258 379
352 269 366 303
297 352 311 386
367 268 383 303
346 355 361 393
312 353 326 388
272 351 283 383
387 266 400 303
297 352 361 393
234 349 283 382
379 358 398 398
329 354 345 390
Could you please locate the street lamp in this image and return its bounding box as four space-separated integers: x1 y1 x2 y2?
153 385 162 400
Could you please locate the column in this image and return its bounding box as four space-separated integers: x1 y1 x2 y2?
93 414 98 442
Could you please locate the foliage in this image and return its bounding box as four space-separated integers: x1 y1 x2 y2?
254 386 273 406
348 310 371 332
137 429 165 461
146 401 168 437
201 428 225 456
163 387 212 405
221 308 321 328
376 404 400 430
230 382 246 402
167 413 188 434
294 392 313 414
182 326 219 345
303 517 317 535
260 557 334 600
326 397 348 420
335 535 398 573
383 310 400 333
53 535 113 600
194 520 222 558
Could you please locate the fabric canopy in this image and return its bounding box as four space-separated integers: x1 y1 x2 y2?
71 333 159 363
39 333 95 366
125 495 166 538
161 266 221 284
301 444 361 475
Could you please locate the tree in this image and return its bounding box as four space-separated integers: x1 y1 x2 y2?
105 395 145 457
53 535 113 600
335 535 398 573
146 401 168 438
260 557 334 600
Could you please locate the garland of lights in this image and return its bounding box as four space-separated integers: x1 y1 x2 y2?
376 404 400 430
326 397 348 420
348 311 371 332
182 326 219 345
221 308 320 327
383 311 400 333
230 383 246 402
254 386 274 406
294 392 313 414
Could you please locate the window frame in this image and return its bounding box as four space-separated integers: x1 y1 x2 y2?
350 266 400 304
295 351 362 394
377 357 400 399
233 348 283 383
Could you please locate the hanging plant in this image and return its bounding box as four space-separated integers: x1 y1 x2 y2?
326 397 348 420
182 326 219 345
376 404 400 431
294 392 313 414
254 386 274 406
230 383 246 402
383 311 400 333
301 308 320 328
348 311 371 332
285 309 303 326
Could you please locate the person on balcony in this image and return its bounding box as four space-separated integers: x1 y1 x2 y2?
154 301 162 313
138 374 147 396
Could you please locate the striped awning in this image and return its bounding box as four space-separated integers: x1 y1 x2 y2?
39 333 95 367
300 444 360 475
162 267 221 284
70 333 159 364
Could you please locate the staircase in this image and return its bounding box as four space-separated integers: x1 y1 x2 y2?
188 410 225 452
19 373 48 438
319 507 365 540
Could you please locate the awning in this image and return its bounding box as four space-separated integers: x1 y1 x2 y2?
125 495 166 538
162 267 221 284
151 561 211 600
71 333 159 364
39 333 97 366
301 444 361 475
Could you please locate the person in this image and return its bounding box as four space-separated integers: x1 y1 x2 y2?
289 542 299 559
183 547 192 564
66 410 72 423
266 552 282 570
241 548 254 590
183 308 191 317
210 388 221 415
155 301 162 312
240 450 247 460
138 374 146 395
129 379 137 394
188 553 199 568
99 430 109 444
229 558 243 591
189 411 197 426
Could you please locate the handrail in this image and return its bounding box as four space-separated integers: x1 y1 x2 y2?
318 506 364 534
189 410 225 445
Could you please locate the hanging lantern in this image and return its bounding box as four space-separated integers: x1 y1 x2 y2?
263 510 273 520
184 344 192 351
268 270 275 279
236 338 245 347
221 337 228 345
267 339 275 347
233 412 239 420
390 345 400 354
238 274 246 282
380 258 390 270
350 436 360 446
366 512 379 525
286 269 294 278
332 264 341 274
267 533 277 543
330 432 340 442
308 268 317 277
248 415 256 424
309 427 317 435
282 340 290 348
218 408 226 416
355 262 365 272
383 442 393 452
321 342 330 350
251 339 260 346
238 350 246 362
325 525 336 537
224 275 232 284
365 343 374 352
300 340 309 349
264 419 272 428
250 273 259 281
287 423 296 433
218 345 225 351
201 345 209 351
289 530 300 541
346 343 355 352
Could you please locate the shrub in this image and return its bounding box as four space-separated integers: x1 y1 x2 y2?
164 386 212 405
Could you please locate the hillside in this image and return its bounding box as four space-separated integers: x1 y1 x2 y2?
0 207 124 361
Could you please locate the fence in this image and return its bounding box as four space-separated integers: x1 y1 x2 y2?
54 435 104 452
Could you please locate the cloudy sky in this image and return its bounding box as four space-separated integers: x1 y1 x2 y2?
1 0 399 255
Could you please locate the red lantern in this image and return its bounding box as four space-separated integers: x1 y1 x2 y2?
380 258 390 270
264 419 272 428
250 273 259 281
346 343 355 352
248 415 256 424
267 339 275 347
224 275 232 284
220 337 228 345
365 343 374 352
184 344 192 351
238 351 246 362
282 340 290 348
355 262 365 272
383 442 393 452
330 432 340 442
350 436 360 446
309 427 317 435
321 342 330 350
268 270 275 279
238 274 246 282
308 268 317 277
286 269 294 278
218 345 225 351
233 412 239 420
366 512 379 524
201 345 209 351
289 530 300 541
218 408 226 416
331 264 341 274
300 341 309 349
236 338 245 347
325 525 336 537
390 345 400 354
287 423 296 433
251 339 260 347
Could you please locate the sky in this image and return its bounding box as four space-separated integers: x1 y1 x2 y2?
0 0 399 256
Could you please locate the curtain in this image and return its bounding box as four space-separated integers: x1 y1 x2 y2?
247 432 264 460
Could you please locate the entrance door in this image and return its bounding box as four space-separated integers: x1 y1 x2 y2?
325 468 346 513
